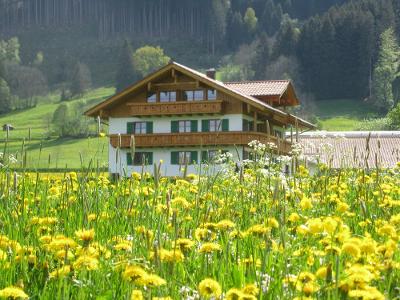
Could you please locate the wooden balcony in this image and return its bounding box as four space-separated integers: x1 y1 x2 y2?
127 100 223 116
110 132 292 154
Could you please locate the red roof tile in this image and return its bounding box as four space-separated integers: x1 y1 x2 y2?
224 80 290 97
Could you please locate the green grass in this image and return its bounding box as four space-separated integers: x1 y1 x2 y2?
0 87 114 169
4 137 108 169
316 99 379 131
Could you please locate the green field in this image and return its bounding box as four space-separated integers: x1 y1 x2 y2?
0 87 113 169
316 99 378 131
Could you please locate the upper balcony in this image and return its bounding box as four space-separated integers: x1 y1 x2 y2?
127 100 223 116
110 131 292 154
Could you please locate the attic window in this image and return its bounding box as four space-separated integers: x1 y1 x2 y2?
160 91 176 102
147 92 157 103
183 90 204 101
207 90 217 100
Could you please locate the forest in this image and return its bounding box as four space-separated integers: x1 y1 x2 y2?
0 0 400 116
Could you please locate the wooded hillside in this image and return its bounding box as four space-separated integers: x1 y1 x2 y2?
0 0 399 108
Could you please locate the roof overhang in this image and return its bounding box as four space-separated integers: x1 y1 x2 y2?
85 62 315 130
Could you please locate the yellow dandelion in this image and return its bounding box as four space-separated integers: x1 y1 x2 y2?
0 286 29 299
198 278 222 299
72 255 99 271
130 290 143 300
242 283 259 296
75 229 95 242
136 274 166 287
123 265 148 282
341 243 361 258
49 265 72 279
199 242 222 254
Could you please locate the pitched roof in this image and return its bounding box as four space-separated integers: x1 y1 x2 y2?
224 80 290 97
299 131 400 169
85 61 314 129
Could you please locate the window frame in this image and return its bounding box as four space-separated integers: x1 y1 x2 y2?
133 122 147 134
160 91 177 102
207 89 217 100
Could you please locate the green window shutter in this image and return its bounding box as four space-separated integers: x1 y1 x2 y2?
127 153 133 166
127 122 134 134
171 121 179 133
201 151 208 162
222 119 229 131
242 119 248 131
146 122 153 134
191 120 198 132
191 151 198 164
171 152 179 165
147 152 153 165
202 120 209 132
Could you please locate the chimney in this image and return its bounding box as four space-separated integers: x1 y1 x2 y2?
206 68 216 80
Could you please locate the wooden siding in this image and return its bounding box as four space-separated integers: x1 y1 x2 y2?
127 100 223 116
110 132 292 154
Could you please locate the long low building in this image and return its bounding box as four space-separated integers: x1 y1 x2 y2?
298 131 400 169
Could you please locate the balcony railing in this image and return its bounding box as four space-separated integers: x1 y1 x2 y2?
127 100 223 116
110 131 292 154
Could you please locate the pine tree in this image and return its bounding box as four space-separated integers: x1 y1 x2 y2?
0 78 12 114
115 40 137 92
252 33 270 79
70 62 92 97
371 28 400 112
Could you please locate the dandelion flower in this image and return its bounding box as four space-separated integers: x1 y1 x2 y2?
0 286 29 299
75 229 95 242
130 290 143 300
73 255 99 271
199 242 222 254
198 278 222 299
123 265 148 282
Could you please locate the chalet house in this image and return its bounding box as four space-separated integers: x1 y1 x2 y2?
85 62 315 177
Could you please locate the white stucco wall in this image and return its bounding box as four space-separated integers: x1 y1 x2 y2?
108 114 245 134
109 146 243 177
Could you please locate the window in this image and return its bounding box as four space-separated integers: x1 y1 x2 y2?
171 151 198 165
202 119 229 132
171 120 197 133
134 122 147 134
127 152 153 166
127 122 153 134
147 92 157 103
209 119 221 132
243 119 254 131
179 120 192 132
274 129 283 139
207 90 217 100
183 90 204 101
160 91 176 102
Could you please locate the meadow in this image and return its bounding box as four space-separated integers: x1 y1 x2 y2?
0 142 399 299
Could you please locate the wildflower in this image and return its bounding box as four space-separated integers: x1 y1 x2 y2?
137 274 166 287
342 243 361 258
216 219 236 230
49 265 72 279
225 288 244 299
131 290 143 300
173 238 195 251
198 278 222 299
73 255 99 271
242 284 259 296
300 197 313 210
75 229 95 243
199 242 222 254
155 248 185 262
0 286 29 299
123 265 148 282
195 228 216 241
288 213 301 222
